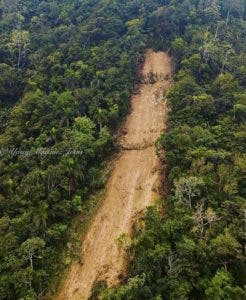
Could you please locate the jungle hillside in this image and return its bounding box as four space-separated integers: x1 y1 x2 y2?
0 1 245 300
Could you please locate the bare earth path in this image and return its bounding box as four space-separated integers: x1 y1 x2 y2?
56 50 172 300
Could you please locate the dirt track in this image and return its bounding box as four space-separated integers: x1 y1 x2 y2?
55 50 172 300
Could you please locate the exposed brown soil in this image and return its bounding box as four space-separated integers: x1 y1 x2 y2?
55 50 172 300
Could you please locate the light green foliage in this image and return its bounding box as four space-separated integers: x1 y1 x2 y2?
171 37 187 61
0 0 245 299
0 0 147 298
205 269 245 299
98 1 246 299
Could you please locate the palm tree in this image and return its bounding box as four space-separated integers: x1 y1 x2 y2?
32 202 49 230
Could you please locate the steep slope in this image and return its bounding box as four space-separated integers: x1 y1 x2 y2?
56 50 172 300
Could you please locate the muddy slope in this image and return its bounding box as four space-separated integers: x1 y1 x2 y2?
56 50 172 300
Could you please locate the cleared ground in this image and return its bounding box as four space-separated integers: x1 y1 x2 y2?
56 50 172 300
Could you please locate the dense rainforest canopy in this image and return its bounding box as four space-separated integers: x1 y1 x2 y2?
0 0 245 299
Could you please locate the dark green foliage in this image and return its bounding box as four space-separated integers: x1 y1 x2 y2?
0 0 149 298
98 0 246 299
0 0 245 299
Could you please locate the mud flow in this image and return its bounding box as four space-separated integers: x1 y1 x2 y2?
56 50 172 300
